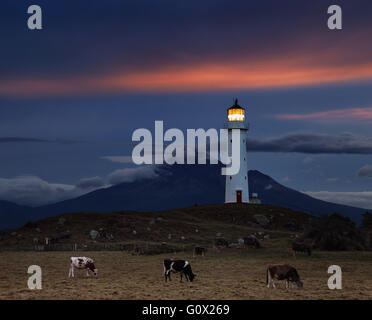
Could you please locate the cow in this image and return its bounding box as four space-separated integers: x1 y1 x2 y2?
69 257 98 278
193 246 206 257
163 259 196 282
292 241 312 256
244 236 261 249
266 264 303 289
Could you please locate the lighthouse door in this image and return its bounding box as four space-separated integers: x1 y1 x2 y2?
236 190 242 203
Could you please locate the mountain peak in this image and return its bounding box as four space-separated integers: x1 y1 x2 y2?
0 165 366 229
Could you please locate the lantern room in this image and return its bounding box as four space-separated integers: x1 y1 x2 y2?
227 99 245 122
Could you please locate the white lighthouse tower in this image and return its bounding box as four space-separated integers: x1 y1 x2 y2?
225 99 249 203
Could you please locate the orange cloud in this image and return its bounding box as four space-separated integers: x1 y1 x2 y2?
277 107 372 121
1 56 372 97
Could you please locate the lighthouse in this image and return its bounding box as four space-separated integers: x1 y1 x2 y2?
225 99 249 203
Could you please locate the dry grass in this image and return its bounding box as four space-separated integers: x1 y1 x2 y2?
1 248 372 300
0 204 311 250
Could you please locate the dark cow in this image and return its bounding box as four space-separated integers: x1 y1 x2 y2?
292 241 312 256
163 259 196 282
266 264 303 288
214 237 228 248
193 246 206 257
244 236 261 249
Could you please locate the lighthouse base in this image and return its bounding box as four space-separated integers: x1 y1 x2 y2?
224 201 250 204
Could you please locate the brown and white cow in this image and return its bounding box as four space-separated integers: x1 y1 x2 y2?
266 264 303 288
69 257 98 278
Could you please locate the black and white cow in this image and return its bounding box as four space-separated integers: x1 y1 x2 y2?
163 259 196 282
69 257 98 278
266 264 303 288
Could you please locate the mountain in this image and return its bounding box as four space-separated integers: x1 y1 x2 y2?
248 170 366 224
0 200 33 230
0 165 368 229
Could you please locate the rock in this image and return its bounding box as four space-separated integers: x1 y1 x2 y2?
57 217 66 225
180 236 185 240
253 214 270 227
195 229 199 233
90 229 99 240
132 230 137 235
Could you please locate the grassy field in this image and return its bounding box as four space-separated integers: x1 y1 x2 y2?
1 248 372 300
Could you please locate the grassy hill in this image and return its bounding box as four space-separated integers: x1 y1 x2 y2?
0 203 316 251
3 204 372 300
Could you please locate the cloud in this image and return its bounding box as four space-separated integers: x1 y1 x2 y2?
276 107 372 122
76 176 105 189
0 176 84 206
357 165 372 178
3 60 372 98
305 191 372 210
0 165 167 206
326 178 340 182
246 133 372 154
0 137 49 143
0 137 80 144
101 156 133 164
107 166 160 185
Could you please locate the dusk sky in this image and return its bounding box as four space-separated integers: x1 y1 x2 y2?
0 0 372 208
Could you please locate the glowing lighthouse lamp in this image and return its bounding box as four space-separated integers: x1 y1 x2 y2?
225 99 249 203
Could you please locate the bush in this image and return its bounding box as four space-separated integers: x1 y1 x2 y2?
304 213 366 251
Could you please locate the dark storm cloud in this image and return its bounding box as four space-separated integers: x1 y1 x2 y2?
0 137 80 144
1 0 372 81
247 133 372 154
4 133 372 155
0 137 49 143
